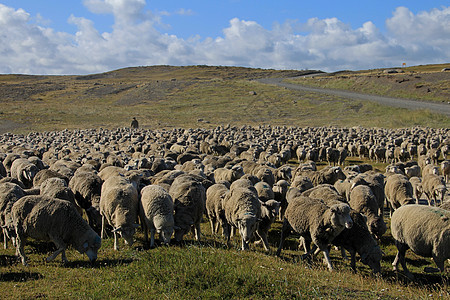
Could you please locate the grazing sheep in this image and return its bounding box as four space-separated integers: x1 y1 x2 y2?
206 183 230 235
12 195 101 266
331 210 382 274
297 166 346 186
213 165 244 183
69 170 103 233
39 178 79 212
33 169 69 188
404 165 421 179
0 182 25 248
254 181 274 202
421 174 447 206
422 164 439 177
409 176 423 204
385 174 415 216
349 185 387 239
276 196 353 271
391 204 450 279
302 184 346 204
169 174 206 242
273 180 289 221
10 158 39 189
100 175 140 250
140 185 175 247
224 186 262 250
255 199 280 252
348 172 385 217
441 160 450 183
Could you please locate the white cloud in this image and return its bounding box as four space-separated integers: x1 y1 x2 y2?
0 3 449 74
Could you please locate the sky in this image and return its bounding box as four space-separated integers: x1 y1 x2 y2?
0 1 449 75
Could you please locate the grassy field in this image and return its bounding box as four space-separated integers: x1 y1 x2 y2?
287 63 450 103
0 65 449 134
0 64 449 298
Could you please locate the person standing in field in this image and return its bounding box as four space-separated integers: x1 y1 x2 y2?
131 117 139 129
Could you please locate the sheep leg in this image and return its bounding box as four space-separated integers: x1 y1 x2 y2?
113 232 119 251
47 235 67 264
2 228 8 249
209 218 216 234
193 223 201 241
15 227 28 266
256 228 270 252
349 250 357 272
392 241 413 279
149 228 156 248
101 215 106 239
276 219 291 257
321 248 334 271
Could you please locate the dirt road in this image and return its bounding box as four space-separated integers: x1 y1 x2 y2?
257 77 450 117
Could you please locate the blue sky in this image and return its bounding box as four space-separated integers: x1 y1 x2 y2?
1 1 449 74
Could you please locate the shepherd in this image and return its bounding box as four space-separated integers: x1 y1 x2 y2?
131 117 139 129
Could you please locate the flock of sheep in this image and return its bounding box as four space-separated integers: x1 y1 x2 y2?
0 124 449 280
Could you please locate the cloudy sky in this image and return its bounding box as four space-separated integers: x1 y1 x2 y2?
1 1 449 75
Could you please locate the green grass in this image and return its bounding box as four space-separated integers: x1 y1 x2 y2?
1 207 448 299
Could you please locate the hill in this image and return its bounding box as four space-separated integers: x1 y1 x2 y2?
0 64 448 134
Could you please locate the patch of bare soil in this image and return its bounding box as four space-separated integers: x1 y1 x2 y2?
0 120 25 134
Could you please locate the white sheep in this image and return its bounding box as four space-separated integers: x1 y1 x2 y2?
276 195 353 271
440 160 450 183
224 186 262 250
140 185 174 247
384 174 415 217
255 199 280 252
421 173 447 206
391 204 450 279
12 195 101 266
10 158 39 189
205 183 229 235
349 185 387 239
213 165 244 183
100 175 140 250
169 174 206 242
0 182 25 248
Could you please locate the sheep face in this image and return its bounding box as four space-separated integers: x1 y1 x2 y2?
361 246 382 274
80 235 101 263
154 215 174 245
369 217 387 239
434 185 447 204
237 214 259 249
330 204 353 229
113 225 137 245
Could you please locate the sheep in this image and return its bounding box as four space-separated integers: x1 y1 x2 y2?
169 174 206 242
348 172 385 217
409 176 423 204
12 195 101 266
391 204 450 279
349 185 387 239
206 183 230 235
276 195 353 271
213 165 244 183
297 166 346 186
69 170 103 234
33 169 69 188
140 185 175 247
39 178 79 212
441 160 450 183
255 199 280 252
404 165 421 179
0 182 25 248
10 158 39 189
254 181 274 202
224 186 262 250
384 174 415 217
422 164 439 177
421 174 447 206
100 175 140 250
330 210 382 274
273 180 289 221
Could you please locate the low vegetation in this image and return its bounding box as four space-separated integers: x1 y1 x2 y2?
287 63 450 103
0 65 449 134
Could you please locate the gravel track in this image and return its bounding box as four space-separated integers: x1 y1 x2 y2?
257 77 450 117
